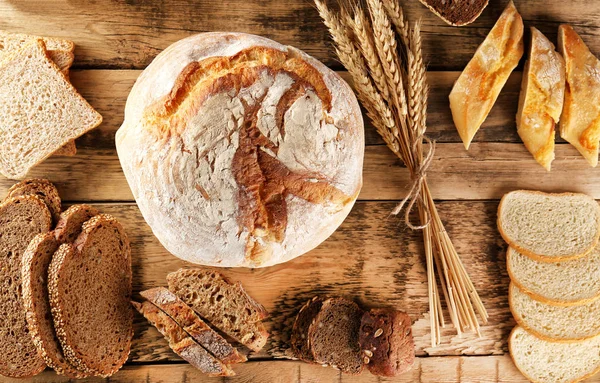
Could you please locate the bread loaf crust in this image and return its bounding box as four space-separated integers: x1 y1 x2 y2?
116 32 364 267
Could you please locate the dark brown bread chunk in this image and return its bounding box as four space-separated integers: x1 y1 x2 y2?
418 0 489 26
21 232 87 378
5 179 61 223
140 287 246 364
0 195 51 378
54 204 99 244
132 300 234 376
48 215 132 377
290 296 324 362
359 309 415 377
308 297 364 375
167 268 269 352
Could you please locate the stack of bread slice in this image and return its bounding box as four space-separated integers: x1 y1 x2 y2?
0 179 133 378
498 190 600 383
133 268 270 376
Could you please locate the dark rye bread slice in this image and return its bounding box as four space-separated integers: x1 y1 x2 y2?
21 232 87 378
359 309 415 377
167 268 269 352
308 297 364 375
140 287 246 364
54 204 99 244
48 214 132 377
0 195 51 378
4 179 61 223
132 300 235 376
418 0 489 26
290 296 324 362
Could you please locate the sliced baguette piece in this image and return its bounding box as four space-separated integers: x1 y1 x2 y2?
417 0 488 26
48 215 132 377
54 204 99 244
52 140 77 157
509 283 600 341
507 247 600 304
497 190 600 262
290 296 324 362
0 39 102 180
509 326 600 383
4 179 61 223
0 30 74 74
21 232 87 378
516 27 565 171
0 195 51 378
132 300 234 376
167 268 269 352
559 25 600 167
140 287 246 364
449 1 524 149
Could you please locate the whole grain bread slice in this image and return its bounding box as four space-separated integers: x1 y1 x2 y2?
4 179 61 223
0 195 51 378
417 0 489 26
21 232 87 378
52 140 77 157
140 287 246 364
48 215 132 377
167 268 269 352
290 296 324 362
54 204 99 244
132 300 235 376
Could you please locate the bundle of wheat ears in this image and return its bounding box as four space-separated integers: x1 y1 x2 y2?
315 0 488 346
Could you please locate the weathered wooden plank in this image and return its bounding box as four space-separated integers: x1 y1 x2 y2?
2 1 600 70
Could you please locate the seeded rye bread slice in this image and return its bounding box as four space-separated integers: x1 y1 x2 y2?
4 179 62 223
290 296 324 362
140 287 246 364
167 268 269 352
132 301 234 376
417 0 489 26
54 204 99 244
359 309 415 377
21 232 87 378
307 297 364 375
0 195 51 378
48 214 132 377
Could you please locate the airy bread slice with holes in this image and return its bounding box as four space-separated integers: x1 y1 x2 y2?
509 284 600 341
0 39 102 179
0 30 74 74
497 190 600 262
4 179 62 223
509 326 600 383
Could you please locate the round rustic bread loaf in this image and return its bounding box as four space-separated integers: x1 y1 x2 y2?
116 32 364 267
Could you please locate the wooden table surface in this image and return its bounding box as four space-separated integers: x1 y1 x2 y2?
2 0 600 382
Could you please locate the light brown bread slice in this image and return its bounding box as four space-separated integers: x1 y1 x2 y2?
54 204 99 244
21 232 87 378
510 283 600 341
0 30 74 74
498 190 600 262
4 179 61 223
167 268 269 352
0 39 102 180
509 326 600 383
0 195 51 378
507 247 600 304
52 140 77 157
48 215 132 377
140 287 246 364
133 300 235 376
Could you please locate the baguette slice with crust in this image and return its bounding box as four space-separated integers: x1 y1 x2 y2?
497 190 600 262
509 326 600 383
558 24 600 167
4 179 62 223
417 0 488 26
516 27 565 171
509 283 600 341
449 1 524 149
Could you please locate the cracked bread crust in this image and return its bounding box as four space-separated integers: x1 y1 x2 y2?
116 32 364 268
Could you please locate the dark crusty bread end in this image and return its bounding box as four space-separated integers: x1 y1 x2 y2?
418 0 489 26
290 296 324 362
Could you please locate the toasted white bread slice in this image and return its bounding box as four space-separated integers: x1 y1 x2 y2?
509 326 600 383
449 1 524 149
498 190 600 262
0 39 102 179
509 283 600 341
558 25 600 167
507 247 600 304
516 27 565 171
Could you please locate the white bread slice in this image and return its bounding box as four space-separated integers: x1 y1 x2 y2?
558 25 600 167
449 1 524 149
0 39 102 179
507 247 600 304
0 31 74 74
509 283 600 341
509 326 600 383
516 27 565 171
497 190 600 262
